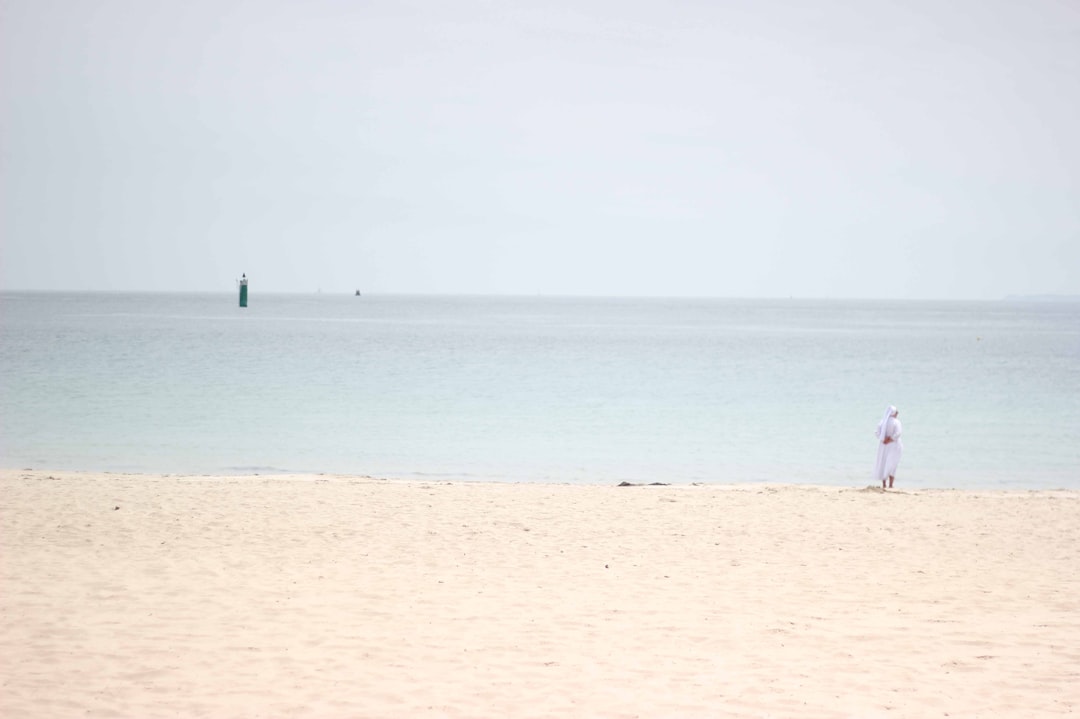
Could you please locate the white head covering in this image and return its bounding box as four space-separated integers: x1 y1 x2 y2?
879 405 897 442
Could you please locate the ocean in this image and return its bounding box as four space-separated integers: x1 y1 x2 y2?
2 292 1077 489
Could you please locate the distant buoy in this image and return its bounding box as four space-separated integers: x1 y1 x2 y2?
239 274 248 307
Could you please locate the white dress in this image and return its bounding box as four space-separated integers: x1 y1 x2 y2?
873 416 903 482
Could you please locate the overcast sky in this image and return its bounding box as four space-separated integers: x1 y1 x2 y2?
2 0 1077 298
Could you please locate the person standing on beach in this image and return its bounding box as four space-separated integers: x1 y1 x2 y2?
874 405 903 489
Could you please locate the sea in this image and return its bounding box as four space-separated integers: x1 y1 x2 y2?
2 292 1077 490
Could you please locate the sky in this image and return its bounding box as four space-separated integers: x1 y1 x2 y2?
1 0 1078 299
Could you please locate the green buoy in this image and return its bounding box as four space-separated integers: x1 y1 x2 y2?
239 273 248 307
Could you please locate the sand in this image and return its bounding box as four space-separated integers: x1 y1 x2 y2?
1 469 1078 718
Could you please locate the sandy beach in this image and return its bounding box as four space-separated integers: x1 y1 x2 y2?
2 469 1078 718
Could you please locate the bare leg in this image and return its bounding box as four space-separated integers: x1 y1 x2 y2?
882 479 887 489
888 475 894 488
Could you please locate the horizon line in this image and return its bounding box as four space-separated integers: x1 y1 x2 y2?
3 288 1078 303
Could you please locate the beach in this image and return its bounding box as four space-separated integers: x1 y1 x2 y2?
2 469 1078 718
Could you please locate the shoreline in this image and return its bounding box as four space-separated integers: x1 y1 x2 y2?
3 468 1078 717
6 467 1078 495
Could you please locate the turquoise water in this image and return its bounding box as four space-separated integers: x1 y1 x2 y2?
2 292 1077 488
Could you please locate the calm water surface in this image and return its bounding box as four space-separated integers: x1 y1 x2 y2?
2 292 1077 489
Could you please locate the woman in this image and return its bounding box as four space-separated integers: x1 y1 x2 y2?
873 405 903 489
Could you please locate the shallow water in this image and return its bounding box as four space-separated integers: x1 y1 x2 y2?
2 292 1077 488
